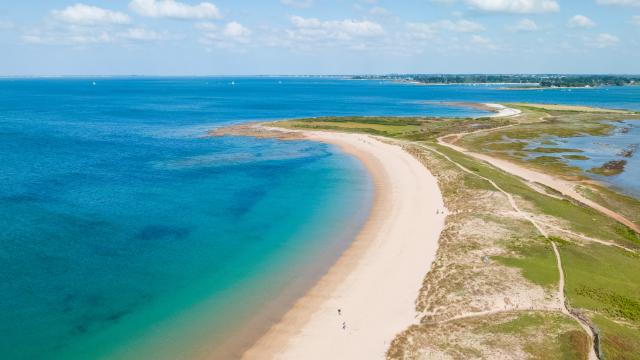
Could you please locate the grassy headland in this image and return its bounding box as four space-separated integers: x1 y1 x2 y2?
250 102 640 358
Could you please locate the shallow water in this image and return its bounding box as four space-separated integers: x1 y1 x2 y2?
1 77 639 359
525 121 640 198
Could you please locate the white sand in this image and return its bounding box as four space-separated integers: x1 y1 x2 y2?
241 131 446 359
485 103 522 118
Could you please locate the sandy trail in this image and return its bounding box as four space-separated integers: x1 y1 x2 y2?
415 143 599 360
241 131 446 360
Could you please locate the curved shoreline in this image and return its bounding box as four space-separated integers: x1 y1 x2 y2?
237 130 446 359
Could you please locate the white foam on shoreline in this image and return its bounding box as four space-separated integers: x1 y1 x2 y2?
484 103 522 118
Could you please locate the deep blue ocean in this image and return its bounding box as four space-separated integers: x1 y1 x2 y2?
0 77 639 359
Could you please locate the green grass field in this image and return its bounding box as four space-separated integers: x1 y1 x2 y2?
493 238 559 288
389 311 589 359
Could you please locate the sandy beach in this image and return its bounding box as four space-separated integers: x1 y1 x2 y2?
485 103 522 117
239 130 446 359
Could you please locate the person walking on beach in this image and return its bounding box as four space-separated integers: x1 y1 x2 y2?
342 321 346 330
338 309 341 316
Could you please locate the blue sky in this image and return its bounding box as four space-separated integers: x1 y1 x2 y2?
1 0 639 75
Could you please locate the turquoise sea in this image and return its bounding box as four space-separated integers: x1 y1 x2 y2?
1 78 639 359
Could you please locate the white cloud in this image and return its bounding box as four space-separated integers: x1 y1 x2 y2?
587 33 620 48
369 6 391 16
68 32 114 44
0 20 15 30
466 0 559 13
289 16 384 40
597 0 640 6
437 19 485 32
223 21 250 41
280 0 314 8
260 16 387 52
407 23 437 40
52 4 130 25
195 21 217 31
129 0 222 19
198 21 250 49
22 34 45 44
510 18 538 31
467 34 499 50
22 23 174 45
471 34 491 45
25 29 115 45
120 27 168 41
568 15 595 28
406 19 484 39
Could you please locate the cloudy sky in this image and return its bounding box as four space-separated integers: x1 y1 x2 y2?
1 0 639 75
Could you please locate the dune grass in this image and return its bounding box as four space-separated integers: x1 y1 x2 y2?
277 115 513 141
430 143 640 248
576 185 640 227
591 315 640 360
560 242 640 322
493 239 558 288
389 311 588 359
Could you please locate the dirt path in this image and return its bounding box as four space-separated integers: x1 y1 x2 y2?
545 224 638 254
413 143 599 360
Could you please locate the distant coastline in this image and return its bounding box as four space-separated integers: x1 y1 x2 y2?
356 74 640 89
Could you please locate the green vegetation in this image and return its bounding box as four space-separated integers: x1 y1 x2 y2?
431 143 639 248
484 312 589 359
576 185 640 227
484 141 527 151
389 311 589 359
561 243 640 320
459 103 638 181
592 315 640 360
529 147 583 153
281 109 639 247
563 154 590 160
527 155 583 176
267 102 640 358
588 160 627 176
559 242 640 358
493 238 558 288
276 115 513 141
456 103 640 227
281 119 419 137
424 144 640 358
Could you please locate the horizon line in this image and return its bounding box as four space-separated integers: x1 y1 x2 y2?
2 73 640 79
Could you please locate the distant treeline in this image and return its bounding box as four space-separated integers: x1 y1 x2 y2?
352 74 640 87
